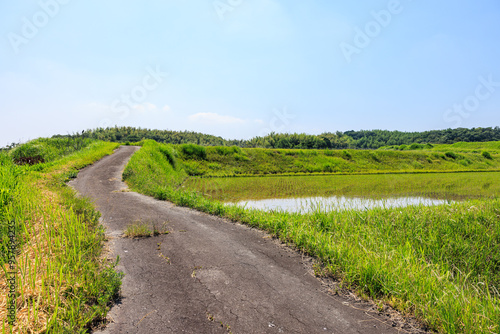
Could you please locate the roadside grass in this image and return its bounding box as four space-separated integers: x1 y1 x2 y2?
0 139 122 333
10 136 93 166
172 142 500 177
124 140 500 333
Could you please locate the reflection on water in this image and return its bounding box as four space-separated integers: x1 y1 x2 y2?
232 196 451 213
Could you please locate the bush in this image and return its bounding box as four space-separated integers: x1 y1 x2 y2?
322 163 336 173
10 137 94 165
180 144 207 160
159 145 178 168
370 152 381 162
445 151 458 159
11 143 47 165
324 150 335 156
482 151 493 160
409 143 423 150
234 153 250 162
215 146 242 155
342 150 352 160
399 144 408 150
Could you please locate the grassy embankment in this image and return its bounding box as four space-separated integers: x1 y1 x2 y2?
123 140 500 333
380 141 500 153
0 138 121 333
174 142 500 177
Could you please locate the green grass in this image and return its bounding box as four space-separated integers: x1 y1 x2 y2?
1 138 121 333
380 140 500 154
9 136 94 165
124 140 500 333
171 143 500 177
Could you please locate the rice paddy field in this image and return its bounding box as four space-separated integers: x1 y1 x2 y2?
184 171 500 203
123 140 500 333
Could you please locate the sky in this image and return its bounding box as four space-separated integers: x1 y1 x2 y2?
1 0 500 146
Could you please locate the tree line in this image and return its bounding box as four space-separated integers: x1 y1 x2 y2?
46 126 500 150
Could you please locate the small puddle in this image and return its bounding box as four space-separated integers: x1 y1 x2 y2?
231 196 451 213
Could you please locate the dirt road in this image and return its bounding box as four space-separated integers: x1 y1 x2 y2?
70 146 404 333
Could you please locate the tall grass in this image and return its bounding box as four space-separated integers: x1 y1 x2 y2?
1 139 121 333
10 137 94 165
124 140 500 333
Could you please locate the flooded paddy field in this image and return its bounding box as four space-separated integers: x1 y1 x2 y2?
185 171 499 212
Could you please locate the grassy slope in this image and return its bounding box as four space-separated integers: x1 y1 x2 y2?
1 140 121 333
175 143 500 177
124 140 500 334
380 141 500 153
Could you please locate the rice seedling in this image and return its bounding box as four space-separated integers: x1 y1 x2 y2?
184 171 500 203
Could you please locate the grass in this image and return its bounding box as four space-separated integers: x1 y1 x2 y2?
171 142 500 177
0 139 122 333
123 140 500 333
380 141 500 154
124 221 169 238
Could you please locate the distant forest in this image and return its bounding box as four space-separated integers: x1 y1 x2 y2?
57 126 500 150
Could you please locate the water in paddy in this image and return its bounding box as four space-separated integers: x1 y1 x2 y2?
234 196 450 213
185 172 499 213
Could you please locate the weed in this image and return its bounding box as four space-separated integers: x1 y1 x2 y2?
124 222 152 238
124 221 169 238
191 266 202 278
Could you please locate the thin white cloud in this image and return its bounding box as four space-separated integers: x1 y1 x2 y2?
132 103 157 113
189 112 248 124
189 112 264 125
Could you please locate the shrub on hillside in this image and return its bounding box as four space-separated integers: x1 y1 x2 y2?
445 151 458 159
370 152 381 162
180 144 207 160
159 145 178 168
409 143 423 150
342 150 352 160
11 143 47 165
215 146 242 155
482 151 493 160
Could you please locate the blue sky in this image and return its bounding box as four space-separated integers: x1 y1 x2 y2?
1 0 500 146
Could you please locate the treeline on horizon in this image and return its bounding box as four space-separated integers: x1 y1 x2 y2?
6 126 499 151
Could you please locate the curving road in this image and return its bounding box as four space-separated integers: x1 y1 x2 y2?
70 146 403 334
